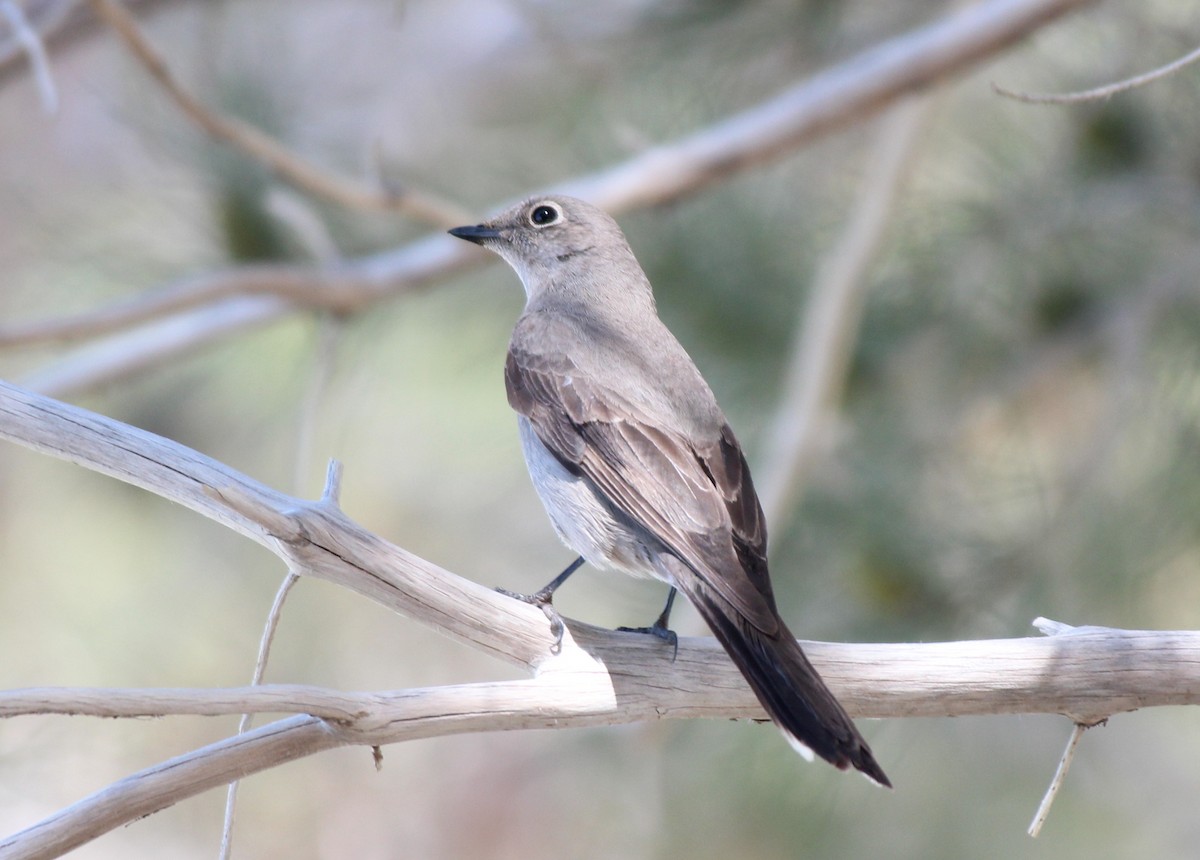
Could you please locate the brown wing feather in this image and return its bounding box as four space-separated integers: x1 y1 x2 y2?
506 345 779 634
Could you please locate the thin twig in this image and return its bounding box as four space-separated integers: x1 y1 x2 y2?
1028 722 1088 836
0 230 478 352
291 317 345 496
222 300 343 858
321 458 344 507
994 42 1200 104
0 0 59 113
1026 616 1105 837
219 570 301 860
84 0 470 227
758 93 941 525
0 266 356 348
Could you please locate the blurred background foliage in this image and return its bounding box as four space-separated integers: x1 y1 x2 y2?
2 1 1200 858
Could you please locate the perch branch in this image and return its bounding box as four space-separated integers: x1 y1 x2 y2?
4 623 1200 724
3 622 1200 858
2 366 1200 857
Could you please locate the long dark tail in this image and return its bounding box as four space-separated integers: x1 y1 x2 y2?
679 578 891 787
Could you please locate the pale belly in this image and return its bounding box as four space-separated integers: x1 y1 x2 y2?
517 417 668 583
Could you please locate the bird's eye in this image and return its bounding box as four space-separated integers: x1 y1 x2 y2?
529 204 560 226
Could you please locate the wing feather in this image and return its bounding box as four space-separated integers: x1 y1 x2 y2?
506 332 778 634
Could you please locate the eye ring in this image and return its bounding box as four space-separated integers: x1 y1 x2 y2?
529 203 561 227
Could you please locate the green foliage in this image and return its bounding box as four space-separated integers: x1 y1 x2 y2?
215 166 293 262
1075 102 1153 176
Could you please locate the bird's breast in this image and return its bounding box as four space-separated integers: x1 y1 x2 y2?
517 417 665 582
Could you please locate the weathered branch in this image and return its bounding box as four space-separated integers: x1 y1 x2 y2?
4 613 1198 860
2 368 1200 857
3 0 1097 396
2 627 1199 859
4 622 1200 725
0 378 553 668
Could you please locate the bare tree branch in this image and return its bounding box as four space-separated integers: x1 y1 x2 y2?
5 608 1200 727
562 0 1095 210
758 93 940 526
2 715 344 860
994 42 1200 104
84 0 471 228
0 247 474 349
0 377 562 666
0 0 59 112
18 296 290 396
0 0 175 89
2 369 1200 857
0 0 77 88
4 0 1097 396
2 625 1199 858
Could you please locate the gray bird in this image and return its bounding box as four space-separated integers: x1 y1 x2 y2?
449 196 889 787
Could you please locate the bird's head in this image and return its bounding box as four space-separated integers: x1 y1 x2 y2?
449 196 638 303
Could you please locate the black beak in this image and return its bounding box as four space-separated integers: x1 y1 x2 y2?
448 224 501 245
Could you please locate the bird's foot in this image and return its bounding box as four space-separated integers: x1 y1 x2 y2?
496 586 566 653
617 621 679 662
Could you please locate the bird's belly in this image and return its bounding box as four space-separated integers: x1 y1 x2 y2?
517 419 665 582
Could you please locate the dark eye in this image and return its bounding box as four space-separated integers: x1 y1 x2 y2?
530 204 560 226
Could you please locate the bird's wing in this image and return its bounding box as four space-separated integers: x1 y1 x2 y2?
506 325 778 635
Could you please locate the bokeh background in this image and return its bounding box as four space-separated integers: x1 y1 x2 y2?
3 1 1200 858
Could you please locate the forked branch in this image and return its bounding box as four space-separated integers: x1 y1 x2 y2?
1 379 1199 858
4 0 1097 398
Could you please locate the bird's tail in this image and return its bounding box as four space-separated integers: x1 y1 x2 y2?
680 578 891 788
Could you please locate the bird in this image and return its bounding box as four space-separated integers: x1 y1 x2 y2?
448 195 890 787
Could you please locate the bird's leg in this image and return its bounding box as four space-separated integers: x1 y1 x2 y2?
618 586 679 661
497 556 585 652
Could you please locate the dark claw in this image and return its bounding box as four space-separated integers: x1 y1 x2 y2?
495 557 585 654
617 623 679 662
496 586 566 653
617 586 679 660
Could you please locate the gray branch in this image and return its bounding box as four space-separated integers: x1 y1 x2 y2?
4 0 1097 395
1 371 1198 858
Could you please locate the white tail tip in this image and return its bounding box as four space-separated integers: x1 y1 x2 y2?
783 732 816 762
